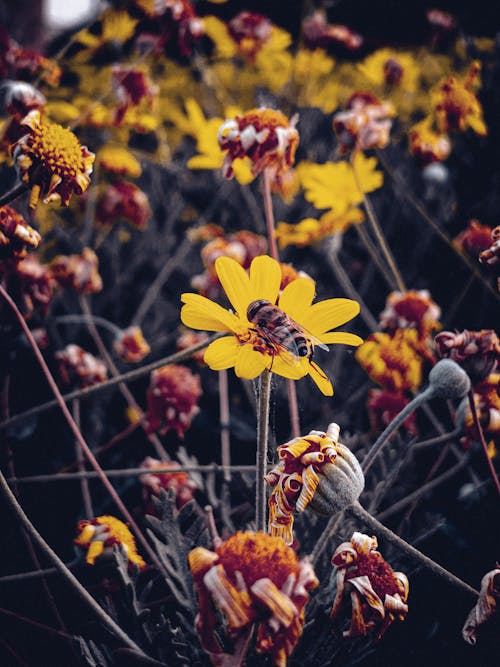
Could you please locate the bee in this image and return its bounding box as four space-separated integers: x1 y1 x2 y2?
246 299 329 372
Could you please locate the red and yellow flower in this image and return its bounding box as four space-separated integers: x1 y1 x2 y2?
75 515 146 570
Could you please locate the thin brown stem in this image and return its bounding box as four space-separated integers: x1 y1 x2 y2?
72 399 93 518
310 512 345 565
256 370 272 532
467 390 500 497
0 183 28 207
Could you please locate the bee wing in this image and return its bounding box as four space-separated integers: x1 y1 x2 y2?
292 320 330 352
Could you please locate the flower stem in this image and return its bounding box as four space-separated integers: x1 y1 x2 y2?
256 370 272 532
467 389 500 497
311 512 345 565
348 501 479 599
0 465 144 652
0 183 28 207
219 369 231 482
72 398 93 518
351 154 406 293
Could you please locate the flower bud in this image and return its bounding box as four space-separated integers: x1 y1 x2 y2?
428 359 471 399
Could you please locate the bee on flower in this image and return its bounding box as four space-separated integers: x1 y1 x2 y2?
218 107 299 180
330 532 409 639
181 255 363 396
74 515 146 570
188 531 318 666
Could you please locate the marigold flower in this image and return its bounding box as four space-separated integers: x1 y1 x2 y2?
266 423 364 544
479 226 500 287
367 389 418 435
276 208 365 249
111 65 158 125
12 110 94 208
188 531 318 666
97 145 142 178
408 117 451 165
278 263 311 291
462 565 500 645
140 456 197 510
0 205 41 259
134 0 203 57
432 62 487 135
113 326 151 363
181 255 363 396
1 255 53 318
49 247 102 294
330 532 409 639
333 92 395 155
454 219 494 257
218 108 299 179
356 329 424 392
75 515 146 570
176 328 208 364
56 344 107 388
147 364 201 437
435 329 499 384
462 373 500 450
227 11 272 60
379 290 441 338
302 11 363 51
95 181 152 230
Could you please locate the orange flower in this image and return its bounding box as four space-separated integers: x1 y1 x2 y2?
140 456 197 510
12 110 94 208
330 532 409 639
378 290 441 338
188 531 318 666
146 364 202 437
113 326 151 363
454 219 495 257
96 181 152 230
218 108 299 179
75 515 146 570
227 11 272 60
49 248 102 294
0 205 41 259
432 62 487 135
56 344 107 389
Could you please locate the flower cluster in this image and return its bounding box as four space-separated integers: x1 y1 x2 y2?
74 515 146 570
435 329 499 384
188 531 318 666
330 532 409 639
146 364 202 437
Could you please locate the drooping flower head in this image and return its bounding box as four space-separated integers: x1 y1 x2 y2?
435 329 500 384
266 423 364 544
218 108 299 179
49 248 102 294
12 110 94 208
114 325 151 363
333 92 395 155
0 255 53 318
188 531 318 666
0 205 41 259
462 565 500 645
330 532 409 639
111 65 158 125
56 344 107 389
74 515 146 570
181 255 363 396
378 290 441 338
146 364 201 437
140 456 197 510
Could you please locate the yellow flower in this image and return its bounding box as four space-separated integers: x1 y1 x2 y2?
292 48 339 113
180 255 362 395
408 116 451 165
432 62 487 136
276 208 365 248
358 48 421 92
73 9 138 61
298 153 383 215
98 145 142 178
13 110 94 208
74 515 146 570
355 329 424 392
46 101 81 124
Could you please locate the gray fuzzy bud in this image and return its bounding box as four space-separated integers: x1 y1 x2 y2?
428 359 471 400
308 443 364 516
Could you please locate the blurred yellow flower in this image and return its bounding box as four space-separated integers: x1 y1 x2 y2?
276 208 365 249
358 48 421 92
98 145 142 178
298 154 383 215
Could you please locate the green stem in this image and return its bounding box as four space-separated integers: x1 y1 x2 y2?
256 370 272 532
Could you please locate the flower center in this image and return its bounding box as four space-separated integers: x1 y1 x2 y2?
28 119 85 177
216 531 299 587
347 551 400 599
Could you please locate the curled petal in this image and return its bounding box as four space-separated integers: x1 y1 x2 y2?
351 532 378 555
384 593 409 617
295 465 319 512
279 437 311 460
393 571 410 602
189 547 219 579
203 564 253 629
332 543 358 567
346 590 369 637
347 575 385 618
462 567 500 645
330 569 347 620
250 578 298 628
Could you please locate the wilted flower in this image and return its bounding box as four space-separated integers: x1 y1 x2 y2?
0 80 45 116
12 109 94 208
367 389 418 435
227 11 272 60
330 532 409 639
112 65 158 125
114 326 151 363
333 92 395 155
432 62 487 136
1 254 53 318
479 226 500 291
181 255 362 396
0 205 41 259
462 565 500 644
134 0 204 57
147 364 201 437
97 145 142 178
302 11 363 51
218 107 299 179
454 219 495 257
176 328 208 364
49 247 102 294
266 424 364 544
378 290 441 338
188 531 318 666
4 38 61 86
56 344 107 388
408 117 451 165
140 456 197 510
96 181 152 230
356 329 425 392
462 373 500 449
435 329 499 383
74 515 146 570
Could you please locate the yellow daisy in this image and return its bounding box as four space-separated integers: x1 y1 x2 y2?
180 255 362 395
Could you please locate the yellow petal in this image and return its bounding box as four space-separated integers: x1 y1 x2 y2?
204 337 239 370
278 277 316 322
187 154 222 170
234 345 269 379
249 256 281 304
320 332 364 346
307 362 334 396
215 256 252 318
271 354 307 380
306 298 360 335
180 293 240 332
